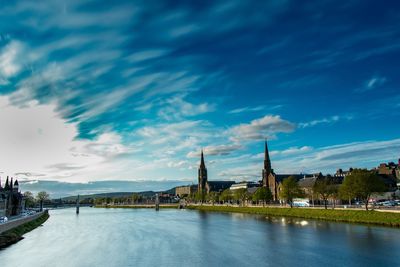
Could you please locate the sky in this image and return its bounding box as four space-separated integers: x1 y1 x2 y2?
0 0 400 196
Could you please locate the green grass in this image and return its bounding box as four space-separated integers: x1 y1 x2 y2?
0 212 50 249
187 205 400 227
95 204 179 209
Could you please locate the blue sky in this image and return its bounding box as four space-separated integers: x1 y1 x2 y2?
0 0 400 195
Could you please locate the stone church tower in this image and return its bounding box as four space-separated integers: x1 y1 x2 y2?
198 150 208 193
262 140 273 187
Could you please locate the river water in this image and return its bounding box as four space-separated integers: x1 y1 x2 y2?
0 207 399 267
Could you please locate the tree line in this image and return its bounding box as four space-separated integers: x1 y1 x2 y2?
23 191 50 210
186 169 389 211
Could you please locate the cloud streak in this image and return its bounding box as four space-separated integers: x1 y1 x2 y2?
229 115 295 141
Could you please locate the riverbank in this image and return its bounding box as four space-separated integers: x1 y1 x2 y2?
0 211 50 249
95 204 179 209
187 205 400 227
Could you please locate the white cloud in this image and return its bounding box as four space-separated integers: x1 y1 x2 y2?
228 105 266 114
279 146 313 155
271 139 400 174
0 95 135 182
229 115 295 141
366 75 387 90
299 115 350 128
187 144 243 158
158 95 215 120
127 49 171 62
0 41 24 81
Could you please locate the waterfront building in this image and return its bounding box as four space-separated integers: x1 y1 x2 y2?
175 185 197 197
298 174 344 205
230 182 259 191
205 181 235 193
197 150 235 194
261 140 303 201
0 176 23 217
377 160 400 187
198 150 208 194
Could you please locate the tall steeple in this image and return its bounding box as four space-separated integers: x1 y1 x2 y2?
264 140 272 173
200 149 206 168
198 149 208 193
13 179 19 192
262 140 273 187
4 176 10 190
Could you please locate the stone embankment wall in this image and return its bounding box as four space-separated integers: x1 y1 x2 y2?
0 211 47 234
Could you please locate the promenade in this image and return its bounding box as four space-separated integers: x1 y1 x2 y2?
0 211 47 234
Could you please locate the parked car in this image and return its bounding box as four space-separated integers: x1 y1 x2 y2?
382 201 396 207
0 216 8 223
292 201 310 207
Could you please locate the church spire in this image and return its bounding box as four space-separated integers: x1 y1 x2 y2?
264 139 272 173
200 149 206 168
262 140 273 187
4 176 10 190
198 149 208 194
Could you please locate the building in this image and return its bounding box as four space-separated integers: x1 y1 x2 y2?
0 176 24 217
205 181 235 193
198 150 208 194
334 168 353 177
175 185 197 197
261 140 303 201
377 160 400 187
298 173 344 205
197 150 235 194
230 182 259 191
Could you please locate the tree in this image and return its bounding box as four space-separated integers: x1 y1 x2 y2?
206 192 219 205
252 187 272 206
220 189 233 203
330 185 339 209
340 169 387 210
132 193 141 204
195 191 206 203
280 176 303 208
339 182 355 207
23 191 36 208
36 191 50 211
313 177 336 209
94 197 105 205
234 188 249 206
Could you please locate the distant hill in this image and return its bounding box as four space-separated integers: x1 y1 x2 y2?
19 179 191 199
59 187 177 201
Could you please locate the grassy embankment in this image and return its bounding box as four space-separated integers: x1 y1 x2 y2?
187 205 400 227
95 204 179 209
0 211 50 249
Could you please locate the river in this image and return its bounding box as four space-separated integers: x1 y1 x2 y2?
0 207 399 267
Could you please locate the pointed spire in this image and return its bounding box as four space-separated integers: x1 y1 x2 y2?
4 176 10 190
200 149 206 168
14 179 19 186
264 139 271 172
10 177 13 190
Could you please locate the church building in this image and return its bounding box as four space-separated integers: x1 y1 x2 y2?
262 140 303 202
198 150 235 194
0 176 24 217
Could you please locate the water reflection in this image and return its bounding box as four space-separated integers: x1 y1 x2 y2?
0 208 399 267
